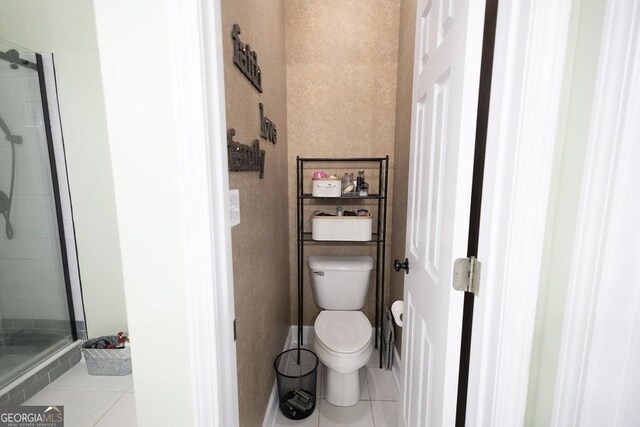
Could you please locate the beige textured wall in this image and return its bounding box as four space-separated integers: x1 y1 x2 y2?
285 0 401 328
389 0 417 356
220 1 291 426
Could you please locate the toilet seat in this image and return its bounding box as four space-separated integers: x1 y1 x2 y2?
315 311 372 354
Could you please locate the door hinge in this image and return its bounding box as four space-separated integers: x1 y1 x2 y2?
453 257 481 296
233 319 237 341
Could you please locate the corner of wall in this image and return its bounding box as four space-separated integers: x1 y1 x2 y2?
389 0 418 357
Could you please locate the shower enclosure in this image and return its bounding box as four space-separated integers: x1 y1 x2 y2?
0 42 80 391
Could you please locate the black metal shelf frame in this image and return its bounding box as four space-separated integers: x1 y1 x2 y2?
298 233 383 243
299 194 385 200
296 156 389 369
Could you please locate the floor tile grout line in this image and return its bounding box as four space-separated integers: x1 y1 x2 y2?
364 366 371 403
91 390 127 426
46 386 131 393
370 399 376 427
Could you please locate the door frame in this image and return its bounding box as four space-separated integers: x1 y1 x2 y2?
463 0 575 424
552 1 640 424
94 0 240 423
164 0 240 424
165 0 580 425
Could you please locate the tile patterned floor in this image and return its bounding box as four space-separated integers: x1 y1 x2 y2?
23 359 135 427
275 349 400 427
24 349 398 426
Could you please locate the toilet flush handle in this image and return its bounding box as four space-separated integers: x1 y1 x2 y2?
393 258 409 275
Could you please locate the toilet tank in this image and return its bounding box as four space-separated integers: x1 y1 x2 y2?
308 256 374 310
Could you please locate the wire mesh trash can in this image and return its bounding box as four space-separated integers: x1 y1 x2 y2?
274 348 318 420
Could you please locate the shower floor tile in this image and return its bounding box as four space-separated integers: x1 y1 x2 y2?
23 358 137 426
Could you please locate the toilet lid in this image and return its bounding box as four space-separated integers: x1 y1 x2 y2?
315 311 372 354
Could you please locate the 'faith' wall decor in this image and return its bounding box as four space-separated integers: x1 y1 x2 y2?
227 128 265 178
259 103 277 144
231 24 263 93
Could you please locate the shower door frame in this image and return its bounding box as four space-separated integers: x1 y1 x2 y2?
35 53 81 342
0 49 84 391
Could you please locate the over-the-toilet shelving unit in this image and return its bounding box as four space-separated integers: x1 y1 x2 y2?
296 156 389 368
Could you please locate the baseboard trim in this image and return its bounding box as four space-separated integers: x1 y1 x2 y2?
262 380 279 427
296 325 315 345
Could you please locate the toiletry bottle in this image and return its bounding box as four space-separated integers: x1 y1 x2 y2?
359 182 369 197
356 170 364 192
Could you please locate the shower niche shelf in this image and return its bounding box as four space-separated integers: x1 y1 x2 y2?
295 156 389 369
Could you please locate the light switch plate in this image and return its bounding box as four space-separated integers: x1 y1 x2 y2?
229 189 240 227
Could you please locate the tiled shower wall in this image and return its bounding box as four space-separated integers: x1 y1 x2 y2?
1 319 71 348
0 342 81 406
0 57 71 324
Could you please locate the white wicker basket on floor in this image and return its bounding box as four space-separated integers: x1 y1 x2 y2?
82 346 132 376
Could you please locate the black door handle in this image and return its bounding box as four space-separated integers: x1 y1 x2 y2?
393 258 409 274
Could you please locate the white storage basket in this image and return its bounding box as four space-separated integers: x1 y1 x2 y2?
82 336 132 376
311 215 372 241
82 346 132 376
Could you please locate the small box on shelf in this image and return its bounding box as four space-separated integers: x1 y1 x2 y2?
311 178 342 197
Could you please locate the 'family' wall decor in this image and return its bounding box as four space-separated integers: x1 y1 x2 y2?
259 103 277 144
227 128 265 178
231 24 263 93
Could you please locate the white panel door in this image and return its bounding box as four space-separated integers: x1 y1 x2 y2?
401 0 485 425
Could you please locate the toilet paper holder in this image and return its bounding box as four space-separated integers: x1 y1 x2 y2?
391 301 404 327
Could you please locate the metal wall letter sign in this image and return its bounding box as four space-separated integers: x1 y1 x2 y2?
259 103 277 144
227 128 265 178
231 24 263 93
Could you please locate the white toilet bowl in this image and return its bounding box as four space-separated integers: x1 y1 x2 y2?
313 310 373 406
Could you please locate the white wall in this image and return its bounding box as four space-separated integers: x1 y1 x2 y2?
0 51 69 322
524 0 606 424
2 2 219 423
91 1 198 424
0 1 128 337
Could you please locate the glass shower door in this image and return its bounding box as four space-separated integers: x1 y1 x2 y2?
0 42 75 389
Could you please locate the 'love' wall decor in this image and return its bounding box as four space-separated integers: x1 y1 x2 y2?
259 103 277 144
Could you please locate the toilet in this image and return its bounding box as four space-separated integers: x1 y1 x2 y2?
308 255 374 407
